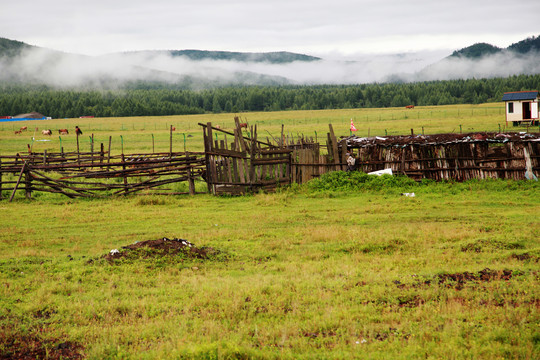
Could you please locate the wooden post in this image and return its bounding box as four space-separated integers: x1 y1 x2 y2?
121 153 128 195
187 167 195 196
170 125 173 157
24 159 32 200
0 157 3 200
108 136 112 164
9 161 27 202
90 134 94 165
152 134 155 153
76 132 80 167
100 143 104 164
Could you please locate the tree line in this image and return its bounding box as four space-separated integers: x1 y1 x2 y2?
1 74 539 118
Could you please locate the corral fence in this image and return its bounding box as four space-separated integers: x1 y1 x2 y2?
343 132 540 181
202 122 540 194
0 149 206 200
2 121 539 199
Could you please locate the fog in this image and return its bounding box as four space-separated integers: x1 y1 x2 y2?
1 46 539 89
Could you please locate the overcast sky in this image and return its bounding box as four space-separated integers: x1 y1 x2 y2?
1 0 539 58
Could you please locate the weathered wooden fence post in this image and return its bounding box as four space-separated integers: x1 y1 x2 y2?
0 157 3 200
76 132 80 167
9 161 27 202
121 153 128 195
24 160 32 199
170 125 173 157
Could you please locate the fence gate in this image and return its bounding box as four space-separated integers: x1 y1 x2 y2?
201 121 292 195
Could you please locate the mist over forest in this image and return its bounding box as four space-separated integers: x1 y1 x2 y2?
1 36 539 118
1 36 539 89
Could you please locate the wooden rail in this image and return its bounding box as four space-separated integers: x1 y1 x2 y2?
1 151 207 200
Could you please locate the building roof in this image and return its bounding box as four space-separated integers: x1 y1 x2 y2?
12 112 46 119
502 91 538 101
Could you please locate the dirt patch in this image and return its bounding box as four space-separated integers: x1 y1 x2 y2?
510 252 539 262
0 326 83 360
101 237 219 262
436 268 513 290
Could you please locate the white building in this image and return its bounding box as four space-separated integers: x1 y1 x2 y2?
502 91 539 126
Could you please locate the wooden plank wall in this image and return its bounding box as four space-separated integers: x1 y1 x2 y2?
350 140 539 181
200 121 292 195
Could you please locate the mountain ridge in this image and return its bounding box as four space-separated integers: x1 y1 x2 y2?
1 35 539 88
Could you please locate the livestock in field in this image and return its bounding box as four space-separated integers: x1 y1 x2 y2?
171 126 176 131
14 130 21 134
42 129 52 135
20 126 28 131
239 123 248 128
405 105 415 109
75 126 83 136
59 129 69 135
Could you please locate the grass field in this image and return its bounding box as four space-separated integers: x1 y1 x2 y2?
1 105 539 359
0 103 520 156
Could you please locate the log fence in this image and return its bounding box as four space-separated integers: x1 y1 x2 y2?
2 121 539 199
1 150 206 200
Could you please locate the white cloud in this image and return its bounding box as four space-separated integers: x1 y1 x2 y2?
1 0 539 56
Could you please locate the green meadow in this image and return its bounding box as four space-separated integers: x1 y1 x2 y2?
0 103 511 155
1 105 539 359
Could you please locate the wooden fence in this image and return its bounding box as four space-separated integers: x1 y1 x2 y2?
343 133 540 181
200 119 292 195
201 123 540 195
0 150 206 200
2 122 539 200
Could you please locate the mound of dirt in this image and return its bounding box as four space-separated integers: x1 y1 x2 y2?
0 325 83 360
102 237 218 262
436 268 513 290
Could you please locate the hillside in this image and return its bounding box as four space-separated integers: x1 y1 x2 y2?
507 35 540 54
0 38 292 89
450 43 502 58
0 37 33 57
151 50 320 63
1 35 540 88
449 35 540 59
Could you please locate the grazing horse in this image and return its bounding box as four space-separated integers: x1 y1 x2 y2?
405 105 415 109
75 126 83 136
171 126 176 131
14 130 21 135
59 129 69 135
19 126 28 131
42 129 52 135
239 123 248 129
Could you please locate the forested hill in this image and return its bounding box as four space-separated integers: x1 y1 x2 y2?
0 37 33 57
123 50 321 63
450 35 540 59
450 43 502 59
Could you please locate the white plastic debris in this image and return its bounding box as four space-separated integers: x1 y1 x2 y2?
367 168 393 176
109 249 120 255
401 192 416 197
